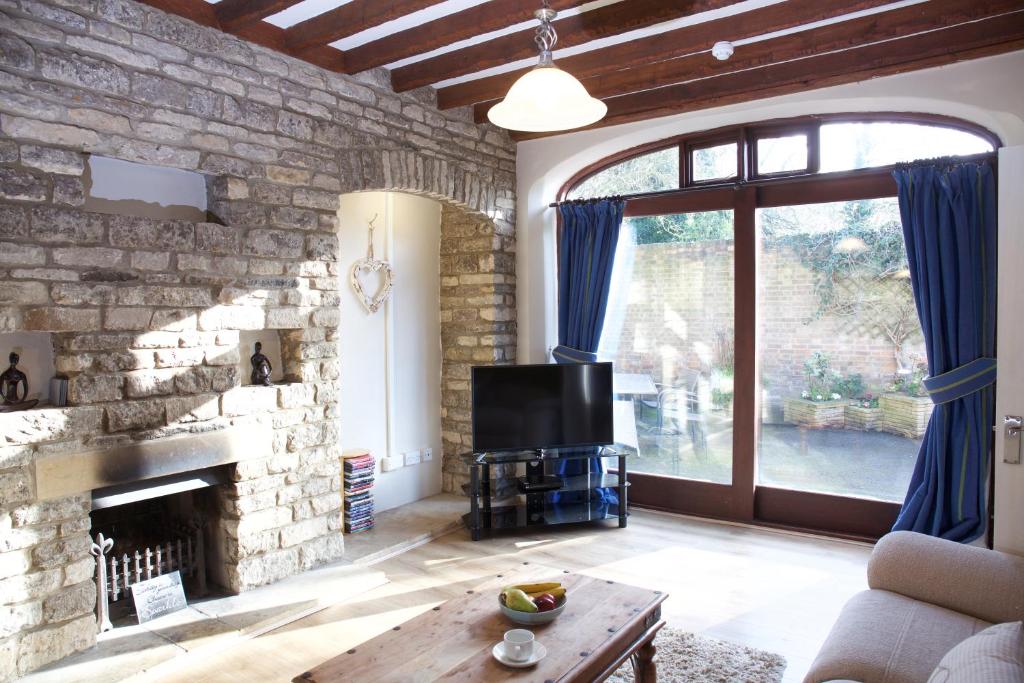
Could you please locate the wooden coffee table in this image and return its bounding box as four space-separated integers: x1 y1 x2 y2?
294 570 666 682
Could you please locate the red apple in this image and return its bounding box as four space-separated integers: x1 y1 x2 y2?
533 593 557 612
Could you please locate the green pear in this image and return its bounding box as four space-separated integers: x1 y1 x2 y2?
502 587 538 613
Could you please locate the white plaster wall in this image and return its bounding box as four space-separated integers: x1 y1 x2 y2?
514 50 1024 547
338 192 443 513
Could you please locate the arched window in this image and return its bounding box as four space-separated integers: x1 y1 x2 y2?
564 114 996 200
560 114 998 538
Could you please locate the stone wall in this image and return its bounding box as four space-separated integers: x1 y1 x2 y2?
0 0 516 677
605 240 923 397
438 205 516 492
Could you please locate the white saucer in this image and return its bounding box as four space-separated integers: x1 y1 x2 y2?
492 640 547 668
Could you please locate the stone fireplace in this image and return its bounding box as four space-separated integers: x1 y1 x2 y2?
0 0 517 677
89 477 218 618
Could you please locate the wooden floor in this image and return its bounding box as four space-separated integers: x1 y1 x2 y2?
150 510 871 683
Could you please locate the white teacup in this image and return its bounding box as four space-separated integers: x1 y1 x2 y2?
503 629 535 662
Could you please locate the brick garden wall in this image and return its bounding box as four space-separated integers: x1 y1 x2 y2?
0 0 516 677
605 241 921 397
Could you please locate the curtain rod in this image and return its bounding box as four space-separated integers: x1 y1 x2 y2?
893 154 998 171
547 184 739 208
548 151 998 208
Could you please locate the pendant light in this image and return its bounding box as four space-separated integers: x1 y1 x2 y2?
487 1 607 133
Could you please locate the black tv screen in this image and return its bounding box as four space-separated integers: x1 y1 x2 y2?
471 362 614 452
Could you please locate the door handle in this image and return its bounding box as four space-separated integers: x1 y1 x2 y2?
997 415 1022 464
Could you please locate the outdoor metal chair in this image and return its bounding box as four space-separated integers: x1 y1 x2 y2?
648 372 709 457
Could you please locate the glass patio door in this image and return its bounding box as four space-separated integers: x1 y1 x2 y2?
601 201 752 520
751 197 928 536
599 189 909 533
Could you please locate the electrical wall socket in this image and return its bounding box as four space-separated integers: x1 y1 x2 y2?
404 450 422 466
381 455 401 472
421 447 433 462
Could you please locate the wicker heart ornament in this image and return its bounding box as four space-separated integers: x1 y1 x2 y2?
350 215 394 314
350 257 394 314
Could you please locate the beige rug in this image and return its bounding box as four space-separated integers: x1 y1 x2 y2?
607 627 787 683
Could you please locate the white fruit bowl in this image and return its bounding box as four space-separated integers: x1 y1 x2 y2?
498 594 567 625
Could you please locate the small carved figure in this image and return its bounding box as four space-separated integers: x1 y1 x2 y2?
250 342 273 387
0 352 37 412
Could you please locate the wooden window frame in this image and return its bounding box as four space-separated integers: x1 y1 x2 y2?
556 113 1000 542
560 112 1000 203
747 122 819 179
684 131 743 186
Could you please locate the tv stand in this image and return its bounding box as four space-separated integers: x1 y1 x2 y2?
460 446 631 541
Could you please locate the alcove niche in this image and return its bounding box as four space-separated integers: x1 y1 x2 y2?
0 331 55 402
338 191 443 513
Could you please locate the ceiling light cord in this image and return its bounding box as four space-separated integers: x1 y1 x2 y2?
534 6 558 67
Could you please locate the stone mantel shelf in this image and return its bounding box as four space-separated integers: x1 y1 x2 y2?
33 423 273 501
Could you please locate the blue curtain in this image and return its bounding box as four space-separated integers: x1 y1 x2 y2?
891 160 997 543
552 199 624 508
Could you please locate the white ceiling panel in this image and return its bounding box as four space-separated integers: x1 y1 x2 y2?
264 0 354 29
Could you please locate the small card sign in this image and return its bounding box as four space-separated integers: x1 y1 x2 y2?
131 571 187 624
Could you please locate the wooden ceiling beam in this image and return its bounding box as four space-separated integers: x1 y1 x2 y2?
135 0 221 29
441 0 897 110
214 0 300 31
475 0 1024 118
137 0 347 72
510 10 1024 139
391 0 742 93
343 0 589 75
284 0 448 55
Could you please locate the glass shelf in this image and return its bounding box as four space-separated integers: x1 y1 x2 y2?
461 473 627 498
459 444 635 466
462 500 621 530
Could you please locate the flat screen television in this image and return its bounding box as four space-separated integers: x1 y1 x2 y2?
471 362 614 452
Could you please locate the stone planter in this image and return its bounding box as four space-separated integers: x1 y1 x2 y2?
783 397 846 429
845 404 882 431
880 393 933 438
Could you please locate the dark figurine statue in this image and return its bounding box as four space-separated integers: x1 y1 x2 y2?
0 352 37 412
250 342 273 387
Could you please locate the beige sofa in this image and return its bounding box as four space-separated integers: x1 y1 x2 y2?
805 530 1024 683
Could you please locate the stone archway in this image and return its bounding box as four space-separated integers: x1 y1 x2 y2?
333 158 517 493
208 146 518 495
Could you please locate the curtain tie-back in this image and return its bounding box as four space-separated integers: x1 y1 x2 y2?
552 345 597 363
923 357 997 405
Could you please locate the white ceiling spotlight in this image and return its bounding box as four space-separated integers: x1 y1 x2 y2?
712 40 735 61
487 0 606 133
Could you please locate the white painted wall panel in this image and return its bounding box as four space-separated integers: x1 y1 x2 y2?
338 192 442 513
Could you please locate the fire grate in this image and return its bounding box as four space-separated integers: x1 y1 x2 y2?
90 526 206 632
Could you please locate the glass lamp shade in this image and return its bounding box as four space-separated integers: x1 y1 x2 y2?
487 66 607 133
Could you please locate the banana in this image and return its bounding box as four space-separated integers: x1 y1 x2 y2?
509 581 562 594
527 587 566 600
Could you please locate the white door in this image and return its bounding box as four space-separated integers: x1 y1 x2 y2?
994 145 1024 555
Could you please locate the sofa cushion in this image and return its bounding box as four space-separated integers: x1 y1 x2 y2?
804 590 990 683
927 621 1024 682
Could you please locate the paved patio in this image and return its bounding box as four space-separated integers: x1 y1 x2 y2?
629 415 919 502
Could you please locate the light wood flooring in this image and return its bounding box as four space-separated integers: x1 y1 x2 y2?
147 509 872 683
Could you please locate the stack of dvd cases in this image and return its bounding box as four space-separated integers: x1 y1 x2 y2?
341 449 375 533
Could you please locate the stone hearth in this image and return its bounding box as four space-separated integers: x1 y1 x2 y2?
0 0 517 677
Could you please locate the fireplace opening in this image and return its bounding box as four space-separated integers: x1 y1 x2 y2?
89 469 227 625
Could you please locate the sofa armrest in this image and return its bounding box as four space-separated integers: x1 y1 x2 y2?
868 531 1024 623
